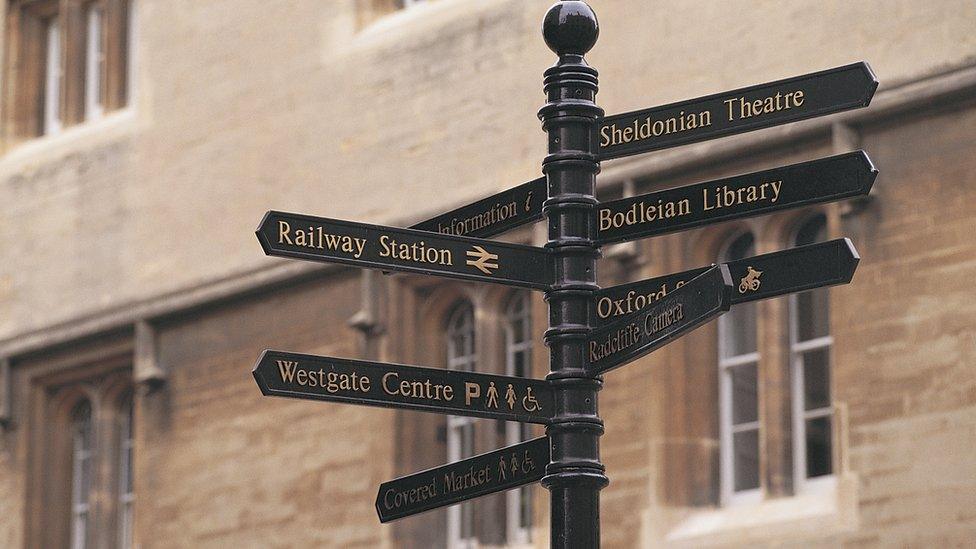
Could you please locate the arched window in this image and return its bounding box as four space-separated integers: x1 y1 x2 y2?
718 232 760 503
446 301 476 549
790 215 833 488
117 395 135 549
504 293 533 544
70 400 94 549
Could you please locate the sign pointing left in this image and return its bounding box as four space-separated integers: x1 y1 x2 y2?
253 350 554 424
376 436 549 523
256 211 553 290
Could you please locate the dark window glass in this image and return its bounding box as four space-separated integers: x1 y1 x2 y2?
805 416 832 478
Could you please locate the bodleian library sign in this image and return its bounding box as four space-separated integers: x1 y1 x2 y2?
245 2 878 547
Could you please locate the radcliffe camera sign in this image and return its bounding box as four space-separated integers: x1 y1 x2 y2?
587 266 733 374
597 62 877 160
253 351 554 424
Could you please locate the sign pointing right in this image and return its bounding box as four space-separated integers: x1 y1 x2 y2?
596 150 876 245
594 238 859 327
587 265 733 375
598 62 877 160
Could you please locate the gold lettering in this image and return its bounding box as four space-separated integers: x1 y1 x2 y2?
465 382 481 405
726 89 806 121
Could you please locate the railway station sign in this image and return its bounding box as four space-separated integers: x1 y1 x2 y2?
596 150 876 244
253 350 554 424
594 238 860 326
598 62 878 160
256 211 553 290
375 436 549 522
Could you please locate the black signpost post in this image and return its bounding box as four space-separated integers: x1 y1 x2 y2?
247 2 878 547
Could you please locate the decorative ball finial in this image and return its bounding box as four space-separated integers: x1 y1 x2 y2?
543 1 599 56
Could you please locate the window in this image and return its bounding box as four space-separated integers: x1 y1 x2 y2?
438 294 535 547
70 400 93 549
718 232 760 504
85 4 106 121
504 294 533 545
4 0 131 141
790 215 834 488
117 395 135 549
446 301 477 549
43 15 62 134
24 354 134 548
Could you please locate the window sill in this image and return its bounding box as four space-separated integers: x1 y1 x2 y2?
348 0 495 52
0 108 139 176
665 474 858 547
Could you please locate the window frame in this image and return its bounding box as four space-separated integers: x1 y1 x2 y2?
717 231 762 506
21 344 135 548
789 215 836 493
2 0 132 145
445 301 478 549
503 293 533 545
69 399 93 549
116 393 135 549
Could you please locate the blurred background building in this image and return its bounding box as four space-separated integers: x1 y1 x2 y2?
0 0 974 547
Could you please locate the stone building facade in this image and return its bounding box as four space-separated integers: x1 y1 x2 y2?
0 0 974 547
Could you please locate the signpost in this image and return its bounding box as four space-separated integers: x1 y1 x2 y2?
412 177 547 239
375 437 550 522
254 350 553 424
594 238 860 326
586 265 732 374
597 62 877 160
246 2 878 547
256 210 552 290
596 151 877 244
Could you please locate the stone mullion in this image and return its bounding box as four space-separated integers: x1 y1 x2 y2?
103 0 127 110
60 0 87 125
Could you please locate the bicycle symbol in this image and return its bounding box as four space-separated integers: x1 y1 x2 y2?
738 266 763 293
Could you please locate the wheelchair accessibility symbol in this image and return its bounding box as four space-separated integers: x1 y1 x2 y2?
738 266 763 294
522 387 541 412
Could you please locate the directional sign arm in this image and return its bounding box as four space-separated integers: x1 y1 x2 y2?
253 350 554 424
375 436 550 522
595 151 876 245
593 238 859 327
256 211 553 290
586 265 733 375
411 177 547 239
598 62 878 160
